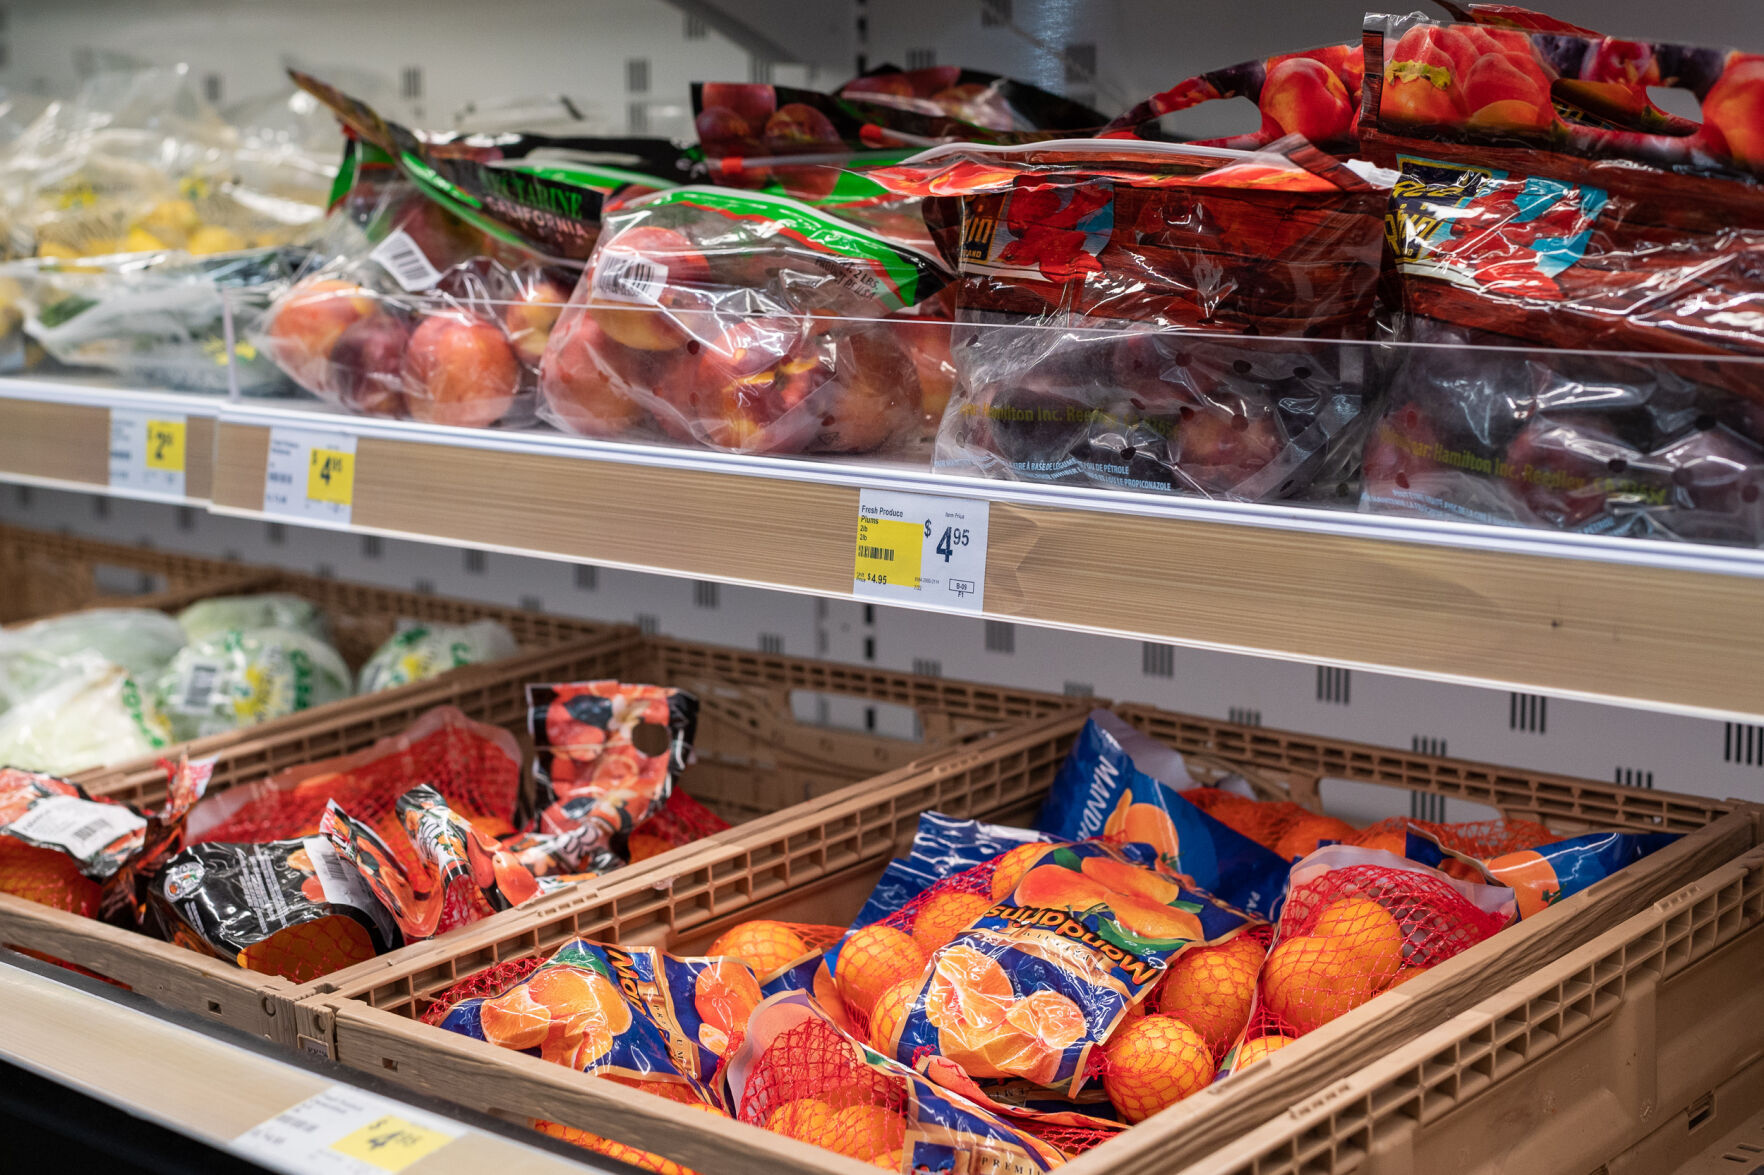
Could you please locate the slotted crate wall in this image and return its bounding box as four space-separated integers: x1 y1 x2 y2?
5 484 1761 809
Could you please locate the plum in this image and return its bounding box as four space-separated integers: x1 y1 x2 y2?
328 312 410 418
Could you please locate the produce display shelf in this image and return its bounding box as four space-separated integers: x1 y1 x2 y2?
0 375 222 504
0 953 612 1174
196 395 1764 722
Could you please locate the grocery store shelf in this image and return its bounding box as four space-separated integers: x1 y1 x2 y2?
0 375 219 503
0 953 610 1174
193 396 1764 722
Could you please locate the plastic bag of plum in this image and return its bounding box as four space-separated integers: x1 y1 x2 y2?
869 137 1389 499
255 74 690 430
536 185 954 455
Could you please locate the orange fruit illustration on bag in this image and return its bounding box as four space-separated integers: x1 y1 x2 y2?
1102 796 1181 858
1079 855 1182 904
694 958 762 1054
509 965 631 1070
480 982 552 1050
1483 848 1562 918
1013 863 1110 911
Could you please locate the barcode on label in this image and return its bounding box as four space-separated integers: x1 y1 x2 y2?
268 471 293 485
176 662 221 713
69 816 113 844
592 252 667 304
370 229 443 292
857 546 895 561
8 794 146 860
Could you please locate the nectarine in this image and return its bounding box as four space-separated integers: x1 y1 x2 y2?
587 226 713 351
537 314 649 438
267 278 377 393
402 312 520 429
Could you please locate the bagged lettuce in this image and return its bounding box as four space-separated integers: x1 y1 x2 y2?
0 607 186 710
154 626 351 740
357 619 517 692
0 652 171 774
177 593 326 643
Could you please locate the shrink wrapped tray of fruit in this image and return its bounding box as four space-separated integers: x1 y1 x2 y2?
868 137 1389 500
256 73 691 429
536 185 953 455
1102 42 1365 153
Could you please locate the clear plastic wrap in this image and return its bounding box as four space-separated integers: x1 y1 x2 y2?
537 185 951 455
867 138 1388 499
177 593 328 644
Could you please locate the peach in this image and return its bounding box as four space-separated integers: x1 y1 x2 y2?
505 277 572 366
401 311 520 429
587 226 713 351
1014 864 1110 913
1174 405 1283 495
1703 55 1764 169
538 313 648 437
267 278 377 392
1261 57 1356 143
327 312 409 417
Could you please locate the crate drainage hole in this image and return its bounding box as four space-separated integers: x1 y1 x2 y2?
206 999 221 1013
382 1058 399 1071
1688 1091 1716 1131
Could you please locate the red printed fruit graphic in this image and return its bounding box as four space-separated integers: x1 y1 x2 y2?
401 311 519 428
1261 57 1356 143
1381 26 1471 126
1703 55 1764 170
1461 53 1555 132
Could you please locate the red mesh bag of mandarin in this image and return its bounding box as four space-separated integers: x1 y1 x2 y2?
186 706 522 874
1220 844 1515 1074
725 991 1065 1172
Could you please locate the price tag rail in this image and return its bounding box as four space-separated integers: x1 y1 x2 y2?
199 397 1764 723
0 375 218 503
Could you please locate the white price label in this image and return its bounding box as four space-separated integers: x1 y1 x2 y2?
852 489 989 612
263 428 358 527
108 408 188 498
231 1086 460 1174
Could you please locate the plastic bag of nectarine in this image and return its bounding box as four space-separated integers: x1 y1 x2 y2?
869 137 1387 499
537 185 954 455
1217 844 1514 1074
258 73 690 430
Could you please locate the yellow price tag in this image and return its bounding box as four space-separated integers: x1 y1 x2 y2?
307 448 354 506
329 1114 454 1171
854 515 923 590
144 419 185 472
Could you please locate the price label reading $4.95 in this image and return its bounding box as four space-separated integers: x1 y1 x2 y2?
264 428 358 526
852 489 989 612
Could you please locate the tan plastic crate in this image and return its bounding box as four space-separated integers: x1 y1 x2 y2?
0 633 1076 1043
0 521 258 624
289 709 1755 1175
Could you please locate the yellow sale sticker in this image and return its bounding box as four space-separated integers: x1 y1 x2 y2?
329 1114 455 1171
307 448 354 506
855 514 925 590
145 419 185 472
